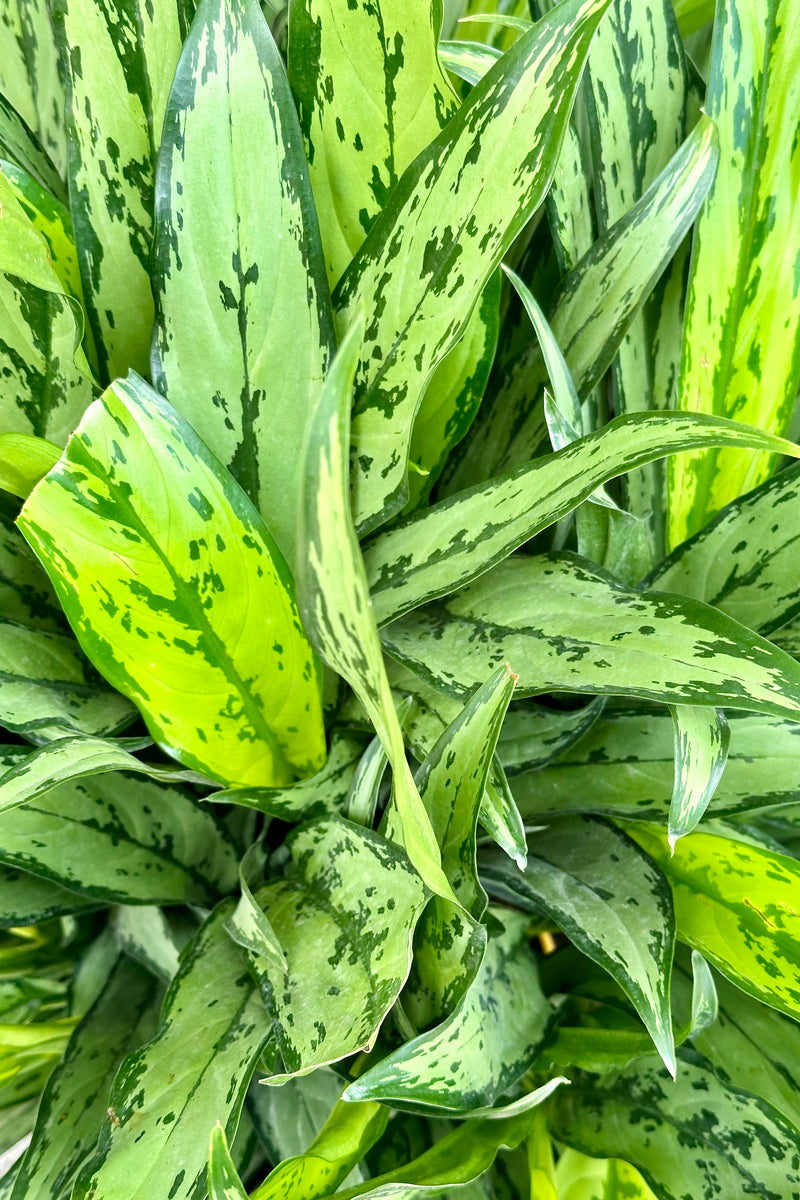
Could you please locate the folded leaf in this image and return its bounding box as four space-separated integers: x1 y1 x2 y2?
333 0 614 534
347 908 557 1114
668 706 730 848
481 815 675 1073
366 408 797 627
152 0 334 574
247 816 427 1079
669 0 800 543
381 553 800 722
74 903 271 1200
19 373 326 787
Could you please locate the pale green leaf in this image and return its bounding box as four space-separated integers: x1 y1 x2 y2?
208 1125 247 1200
554 1149 659 1200
0 93 65 203
0 864 99 930
0 0 65 178
668 705 730 848
0 434 60 499
19 373 326 787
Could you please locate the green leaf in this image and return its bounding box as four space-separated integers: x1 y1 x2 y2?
673 956 800 1132
380 552 800 721
673 0 715 37
668 706 730 848
438 39 502 87
246 815 427 1080
403 666 514 1028
333 0 614 535
152 0 334 575
496 697 605 776
582 0 688 561
55 0 189 381
554 1149 659 1200
208 1125 247 1200
0 0 65 178
0 93 65 203
11 957 160 1200
111 905 184 984
249 1089 388 1200
0 745 238 904
225 843 286 972
347 908 557 1113
0 169 93 445
650 459 800 637
297 318 453 900
0 433 60 498
19 373 326 787
631 823 800 1024
365 408 797 628
447 115 718 490
73 903 271 1200
345 735 389 828
669 0 800 544
0 863 99 929
288 0 458 288
551 1049 800 1200
0 497 65 634
481 815 676 1073
0 618 136 741
321 1109 539 1199
511 706 800 823
546 119 595 274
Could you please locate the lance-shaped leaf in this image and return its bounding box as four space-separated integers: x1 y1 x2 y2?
551 1050 800 1200
365 407 798 627
208 1126 247 1200
55 0 189 381
11 957 160 1200
497 696 605 776
152 0 334 574
347 908 557 1114
0 864 99 929
512 707 800 823
0 0 65 178
672 957 800 1133
0 170 93 446
0 746 238 904
631 823 800 1023
582 0 688 560
333 0 614 534
651 460 800 637
321 1109 538 1200
246 816 427 1080
403 666 514 1029
669 0 800 544
288 0 458 287
248 1090 388 1200
668 706 730 848
73 903 272 1200
225 843 285 973
297 319 452 899
481 816 675 1073
380 553 800 722
0 618 136 741
447 115 718 491
438 39 502 87
0 93 65 203
19 373 326 788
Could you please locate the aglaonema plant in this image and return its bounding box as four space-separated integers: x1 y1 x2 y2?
0 0 799 1196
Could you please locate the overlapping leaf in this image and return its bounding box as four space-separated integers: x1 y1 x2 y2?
152 0 334 573
668 706 730 847
19 373 326 787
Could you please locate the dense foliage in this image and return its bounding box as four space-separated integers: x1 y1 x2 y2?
0 0 799 1196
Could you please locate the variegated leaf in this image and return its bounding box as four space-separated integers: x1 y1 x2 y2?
347 908 557 1114
403 665 514 1028
669 0 800 544
297 319 453 899
246 816 427 1079
111 906 183 984
551 1050 800 1200
668 706 730 848
511 707 800 823
0 0 65 178
19 373 326 787
0 92 65 203
0 498 66 634
632 823 800 1021
651 459 800 637
0 863 99 929
380 553 800 722
364 409 797 628
497 696 605 775
0 745 238 904
481 815 676 1073
447 115 717 490
152 0 334 573
11 958 160 1200
333 0 614 534
55 0 191 380
554 1149 658 1200
208 1126 248 1200
73 903 271 1200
